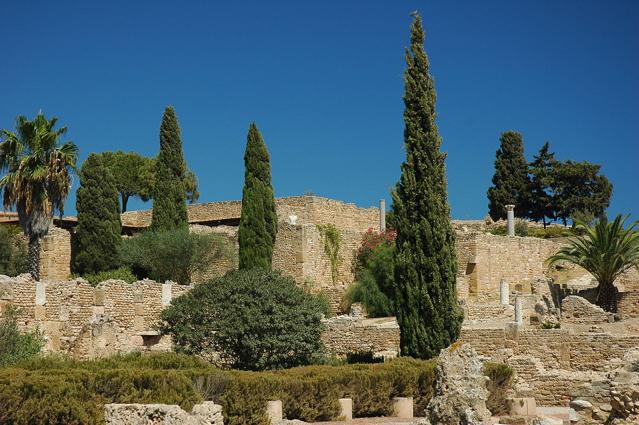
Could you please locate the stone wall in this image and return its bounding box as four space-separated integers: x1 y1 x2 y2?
0 275 398 360
321 315 400 358
455 232 565 302
618 291 639 319
459 326 639 405
561 296 612 324
38 226 72 281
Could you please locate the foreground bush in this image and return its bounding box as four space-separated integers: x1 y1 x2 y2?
120 228 229 284
160 269 328 370
0 352 512 425
0 306 44 367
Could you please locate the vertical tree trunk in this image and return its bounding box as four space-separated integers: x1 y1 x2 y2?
28 236 40 281
597 281 618 313
121 193 129 213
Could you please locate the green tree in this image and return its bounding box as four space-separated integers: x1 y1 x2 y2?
528 142 557 227
0 113 78 279
548 215 639 312
551 160 612 226
0 225 27 276
487 131 531 220
150 107 188 231
238 123 277 270
391 13 463 359
73 154 122 275
160 269 327 370
99 151 199 213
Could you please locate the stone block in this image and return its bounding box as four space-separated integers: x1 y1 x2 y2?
35 281 46 305
93 306 105 316
134 303 145 316
133 316 145 331
508 397 537 416
161 283 172 305
94 288 105 306
392 396 413 419
338 398 352 421
34 304 46 320
133 291 144 303
505 321 522 340
266 400 282 425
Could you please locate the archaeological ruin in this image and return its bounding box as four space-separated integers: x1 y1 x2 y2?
1 195 639 423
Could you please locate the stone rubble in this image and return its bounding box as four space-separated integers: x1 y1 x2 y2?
104 401 224 425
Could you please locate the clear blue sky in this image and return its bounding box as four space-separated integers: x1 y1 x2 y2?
1 0 637 219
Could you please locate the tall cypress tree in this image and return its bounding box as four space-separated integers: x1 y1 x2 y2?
151 106 188 231
74 154 122 274
487 131 531 221
391 13 462 359
528 142 556 227
238 123 278 271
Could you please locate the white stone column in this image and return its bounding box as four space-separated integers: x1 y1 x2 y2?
392 397 414 419
338 398 353 421
266 400 282 425
161 283 172 305
379 199 386 232
515 296 523 325
505 204 515 236
500 280 509 305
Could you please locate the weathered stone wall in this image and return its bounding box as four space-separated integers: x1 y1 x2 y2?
0 275 398 360
321 315 400 358
460 326 639 405
38 226 72 281
561 296 612 324
455 232 565 302
618 291 639 319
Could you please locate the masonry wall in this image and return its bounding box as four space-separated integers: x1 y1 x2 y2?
321 316 400 358
618 291 639 319
38 226 72 281
456 232 564 302
459 326 639 405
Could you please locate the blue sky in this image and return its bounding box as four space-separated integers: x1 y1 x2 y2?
1 0 637 219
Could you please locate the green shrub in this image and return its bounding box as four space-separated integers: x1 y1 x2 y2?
0 306 44 367
540 320 561 329
346 351 384 364
78 267 137 285
0 225 27 276
160 269 328 370
484 361 514 415
343 233 395 317
120 228 229 284
527 226 574 239
0 352 512 424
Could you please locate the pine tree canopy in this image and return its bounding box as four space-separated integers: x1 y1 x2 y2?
74 153 122 275
238 122 278 271
391 13 462 359
528 142 557 226
150 106 188 231
487 131 531 220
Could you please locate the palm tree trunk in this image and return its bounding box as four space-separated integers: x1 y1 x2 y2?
596 281 618 313
28 236 40 281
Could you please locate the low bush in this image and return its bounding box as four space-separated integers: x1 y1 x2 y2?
343 231 395 317
78 267 138 285
160 269 328 370
484 361 514 415
0 306 44 367
120 228 229 284
488 223 573 239
0 352 512 425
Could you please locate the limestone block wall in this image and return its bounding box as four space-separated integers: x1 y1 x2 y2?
105 402 224 425
321 315 400 358
459 326 639 405
38 226 72 281
618 291 639 319
456 232 564 302
561 296 612 324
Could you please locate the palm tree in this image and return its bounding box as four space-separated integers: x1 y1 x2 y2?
548 215 639 312
0 113 78 280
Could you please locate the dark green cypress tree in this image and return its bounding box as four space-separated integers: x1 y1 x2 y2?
391 13 463 359
74 153 122 274
238 123 278 270
151 106 188 231
528 142 557 227
487 131 531 221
